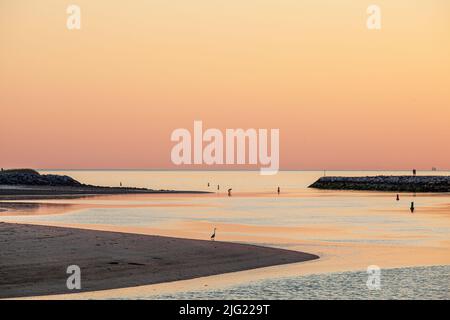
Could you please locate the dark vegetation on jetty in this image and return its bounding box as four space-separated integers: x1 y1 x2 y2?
0 169 209 198
309 175 450 192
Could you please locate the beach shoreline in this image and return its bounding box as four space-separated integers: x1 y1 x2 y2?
0 169 211 200
0 185 210 201
0 222 318 299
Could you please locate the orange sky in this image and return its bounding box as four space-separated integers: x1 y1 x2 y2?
1 0 449 170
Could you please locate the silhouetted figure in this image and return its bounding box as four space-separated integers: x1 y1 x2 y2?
413 169 416 176
396 194 400 201
410 202 415 213
207 182 210 187
228 188 232 197
217 185 220 191
1 168 3 171
210 228 216 241
120 182 122 187
277 186 280 195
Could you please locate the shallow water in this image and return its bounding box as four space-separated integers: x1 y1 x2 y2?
1 170 449 299
148 265 450 300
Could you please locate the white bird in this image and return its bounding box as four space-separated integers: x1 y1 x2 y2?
210 228 216 241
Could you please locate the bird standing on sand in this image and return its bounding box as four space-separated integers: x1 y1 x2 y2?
228 188 232 197
210 228 216 241
410 202 415 213
396 194 400 201
277 186 280 195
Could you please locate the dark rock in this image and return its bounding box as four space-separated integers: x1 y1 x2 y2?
309 175 450 192
0 169 81 186
0 169 212 197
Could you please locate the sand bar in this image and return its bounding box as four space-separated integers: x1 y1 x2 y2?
0 222 318 299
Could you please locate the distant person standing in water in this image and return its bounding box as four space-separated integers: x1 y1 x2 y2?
410 202 415 213
413 169 416 176
277 186 280 195
228 188 232 197
217 185 220 191
396 194 400 201
207 182 210 187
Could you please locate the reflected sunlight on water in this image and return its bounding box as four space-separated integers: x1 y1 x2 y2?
148 265 450 300
1 170 449 299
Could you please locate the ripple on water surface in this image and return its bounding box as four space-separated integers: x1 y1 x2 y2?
147 265 450 300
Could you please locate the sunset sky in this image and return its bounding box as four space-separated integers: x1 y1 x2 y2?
1 0 449 170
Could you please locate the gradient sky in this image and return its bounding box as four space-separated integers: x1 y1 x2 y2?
1 0 449 170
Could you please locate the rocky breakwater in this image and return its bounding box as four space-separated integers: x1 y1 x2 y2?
0 169 82 186
309 175 450 192
0 169 210 198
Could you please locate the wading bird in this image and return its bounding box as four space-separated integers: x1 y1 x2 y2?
210 228 216 241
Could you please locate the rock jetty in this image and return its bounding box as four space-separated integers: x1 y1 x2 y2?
0 169 81 186
0 169 209 198
309 175 450 192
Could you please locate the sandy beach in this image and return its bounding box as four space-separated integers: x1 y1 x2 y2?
0 222 318 299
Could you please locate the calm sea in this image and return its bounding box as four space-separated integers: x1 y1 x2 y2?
1 170 449 299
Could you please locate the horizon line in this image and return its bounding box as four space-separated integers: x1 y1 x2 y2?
29 168 450 172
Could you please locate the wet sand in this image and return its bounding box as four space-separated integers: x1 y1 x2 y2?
0 185 210 201
0 222 318 299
